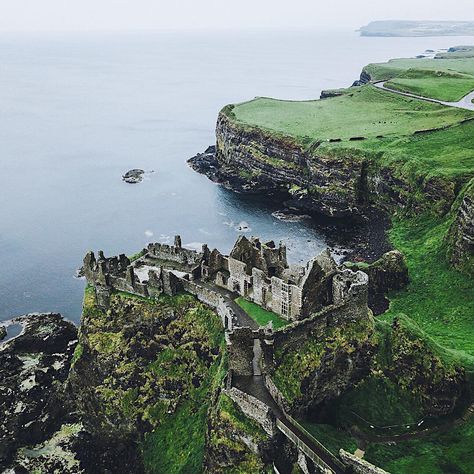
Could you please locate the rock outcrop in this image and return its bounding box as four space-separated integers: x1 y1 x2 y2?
346 250 409 314
122 169 145 184
387 316 467 416
352 69 372 86
67 289 225 473
0 313 77 470
447 178 474 274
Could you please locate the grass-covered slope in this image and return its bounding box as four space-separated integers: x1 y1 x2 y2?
364 55 474 82
362 48 474 100
382 214 474 366
229 86 472 144
385 69 474 101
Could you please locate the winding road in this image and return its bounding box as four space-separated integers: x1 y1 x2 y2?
373 81 474 111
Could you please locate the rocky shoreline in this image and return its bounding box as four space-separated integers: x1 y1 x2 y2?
189 145 393 264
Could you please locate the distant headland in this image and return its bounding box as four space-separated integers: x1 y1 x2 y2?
359 20 474 37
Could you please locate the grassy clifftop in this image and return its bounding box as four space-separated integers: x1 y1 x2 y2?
363 48 474 100
228 86 472 144
363 52 474 81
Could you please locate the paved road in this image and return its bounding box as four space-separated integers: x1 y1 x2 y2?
373 81 474 111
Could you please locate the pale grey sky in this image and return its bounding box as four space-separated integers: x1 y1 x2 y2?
1 0 473 32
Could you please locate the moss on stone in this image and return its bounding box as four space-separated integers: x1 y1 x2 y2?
205 391 270 473
70 343 83 368
272 316 374 404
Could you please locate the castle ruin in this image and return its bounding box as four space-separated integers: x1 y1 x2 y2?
83 235 378 473
83 234 352 322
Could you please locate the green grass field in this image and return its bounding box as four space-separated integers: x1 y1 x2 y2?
385 69 474 101
235 297 289 329
362 49 474 101
364 55 474 81
323 119 474 189
229 86 472 145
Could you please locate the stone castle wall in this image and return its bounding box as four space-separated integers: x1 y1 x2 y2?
146 241 204 268
339 450 389 474
224 387 277 436
181 280 235 331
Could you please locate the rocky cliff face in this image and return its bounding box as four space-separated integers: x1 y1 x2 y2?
189 109 371 219
271 311 377 416
447 178 474 275
190 107 460 221
346 250 409 314
386 316 467 416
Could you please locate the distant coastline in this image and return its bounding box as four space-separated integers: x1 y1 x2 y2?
359 20 474 37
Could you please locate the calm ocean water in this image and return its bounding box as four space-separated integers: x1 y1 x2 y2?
1 29 471 323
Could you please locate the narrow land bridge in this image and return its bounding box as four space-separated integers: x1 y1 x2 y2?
228 308 347 473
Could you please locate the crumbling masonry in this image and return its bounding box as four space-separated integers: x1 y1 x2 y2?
83 235 346 322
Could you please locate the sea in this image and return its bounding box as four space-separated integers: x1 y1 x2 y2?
1 28 472 323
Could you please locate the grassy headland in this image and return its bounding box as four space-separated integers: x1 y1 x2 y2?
385 69 474 102
230 86 472 144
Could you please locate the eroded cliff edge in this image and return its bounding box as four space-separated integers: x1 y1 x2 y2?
191 109 472 224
